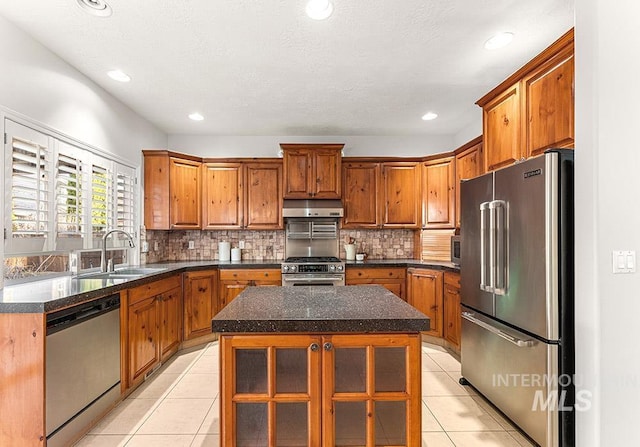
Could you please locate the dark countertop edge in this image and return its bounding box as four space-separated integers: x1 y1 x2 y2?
0 259 457 314
212 319 429 333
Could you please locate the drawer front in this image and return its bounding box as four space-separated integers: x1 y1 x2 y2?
219 269 281 282
346 267 406 280
128 275 182 305
444 271 460 288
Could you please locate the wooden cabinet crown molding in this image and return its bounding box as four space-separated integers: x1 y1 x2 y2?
475 28 574 107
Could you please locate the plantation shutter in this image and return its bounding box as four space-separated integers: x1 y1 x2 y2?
55 141 85 250
115 164 136 236
4 119 52 253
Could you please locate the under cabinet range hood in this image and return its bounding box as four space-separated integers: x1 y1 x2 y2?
282 199 344 218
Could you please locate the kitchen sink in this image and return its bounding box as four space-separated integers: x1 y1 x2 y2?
77 267 166 280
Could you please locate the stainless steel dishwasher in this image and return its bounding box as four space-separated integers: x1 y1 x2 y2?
46 294 121 447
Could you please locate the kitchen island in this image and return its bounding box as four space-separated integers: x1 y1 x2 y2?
212 285 429 447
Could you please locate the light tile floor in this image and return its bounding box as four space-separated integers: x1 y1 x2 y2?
75 341 536 447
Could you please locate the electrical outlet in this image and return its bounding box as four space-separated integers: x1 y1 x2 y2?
154 241 159 251
141 241 149 253
188 240 195 250
239 240 245 249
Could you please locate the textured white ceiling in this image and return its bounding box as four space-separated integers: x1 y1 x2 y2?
0 0 574 137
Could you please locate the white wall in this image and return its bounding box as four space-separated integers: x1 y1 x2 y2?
168 134 455 158
0 15 167 165
575 0 640 445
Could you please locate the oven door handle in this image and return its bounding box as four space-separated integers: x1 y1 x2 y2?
282 276 344 283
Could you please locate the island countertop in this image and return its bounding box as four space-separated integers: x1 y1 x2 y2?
211 285 430 333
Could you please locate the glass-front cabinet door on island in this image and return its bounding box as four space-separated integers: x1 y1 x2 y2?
220 333 422 447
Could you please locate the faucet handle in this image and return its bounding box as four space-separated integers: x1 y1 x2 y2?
107 259 114 272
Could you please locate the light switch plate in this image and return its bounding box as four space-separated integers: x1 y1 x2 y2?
612 250 636 273
188 240 195 250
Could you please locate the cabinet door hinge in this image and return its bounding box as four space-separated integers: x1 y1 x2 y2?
4 133 7 145
4 228 7 240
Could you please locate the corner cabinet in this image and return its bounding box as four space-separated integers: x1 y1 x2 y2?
281 144 343 199
407 268 443 338
477 28 574 172
126 275 182 388
454 138 483 228
422 156 455 229
143 151 201 230
220 333 421 446
184 270 218 340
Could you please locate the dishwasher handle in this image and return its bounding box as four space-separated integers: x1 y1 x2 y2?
46 294 120 336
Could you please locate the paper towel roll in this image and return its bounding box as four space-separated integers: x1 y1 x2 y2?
231 248 241 262
218 242 231 261
345 244 356 261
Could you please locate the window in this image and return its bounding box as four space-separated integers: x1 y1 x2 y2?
4 118 138 280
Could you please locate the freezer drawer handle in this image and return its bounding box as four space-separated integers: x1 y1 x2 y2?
461 312 535 348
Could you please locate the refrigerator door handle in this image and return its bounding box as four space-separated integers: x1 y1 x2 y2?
480 201 492 292
491 200 508 295
461 312 535 348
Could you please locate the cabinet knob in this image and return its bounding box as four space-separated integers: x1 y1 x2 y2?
323 342 333 351
310 343 319 352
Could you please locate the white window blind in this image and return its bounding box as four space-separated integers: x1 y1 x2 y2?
5 120 51 253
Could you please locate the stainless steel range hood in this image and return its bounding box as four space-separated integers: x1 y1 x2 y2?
282 199 344 218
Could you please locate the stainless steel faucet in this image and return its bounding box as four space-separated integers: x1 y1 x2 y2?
101 229 135 272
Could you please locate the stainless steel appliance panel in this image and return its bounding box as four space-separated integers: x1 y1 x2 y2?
460 172 495 315
46 297 121 438
282 274 345 286
285 218 340 259
461 310 558 447
493 154 557 340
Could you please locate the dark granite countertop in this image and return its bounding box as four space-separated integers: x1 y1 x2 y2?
211 285 430 333
0 258 457 314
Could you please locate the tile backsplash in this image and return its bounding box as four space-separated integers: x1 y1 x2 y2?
142 228 416 263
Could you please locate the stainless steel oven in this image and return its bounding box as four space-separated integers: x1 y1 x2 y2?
281 256 345 286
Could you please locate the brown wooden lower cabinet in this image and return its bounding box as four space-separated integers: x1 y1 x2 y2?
443 272 461 350
407 268 443 337
184 270 218 340
218 269 281 310
345 267 407 300
220 333 421 446
127 275 182 388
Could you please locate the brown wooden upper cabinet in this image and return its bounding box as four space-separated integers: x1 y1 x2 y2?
202 161 283 230
342 161 380 228
454 137 483 228
143 151 201 230
381 162 421 228
202 162 243 229
422 156 455 229
477 28 574 172
343 161 420 229
281 143 342 199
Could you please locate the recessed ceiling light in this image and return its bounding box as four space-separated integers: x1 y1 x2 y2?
484 32 514 50
76 0 113 17
107 69 130 82
421 112 438 121
188 113 204 121
306 0 333 20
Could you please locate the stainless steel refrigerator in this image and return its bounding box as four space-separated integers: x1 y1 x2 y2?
460 149 574 447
